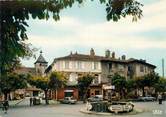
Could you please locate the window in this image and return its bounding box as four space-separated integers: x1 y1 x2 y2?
77 61 82 69
94 62 98 70
65 92 73 97
128 66 131 71
145 67 147 72
140 65 144 72
37 69 40 74
109 63 112 72
65 61 69 69
72 61 76 69
95 90 100 95
115 64 118 68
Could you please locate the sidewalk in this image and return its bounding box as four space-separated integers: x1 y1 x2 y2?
9 99 24 107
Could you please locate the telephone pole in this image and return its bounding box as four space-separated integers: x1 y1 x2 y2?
162 58 165 78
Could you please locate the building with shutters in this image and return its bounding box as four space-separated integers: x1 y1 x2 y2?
47 48 156 100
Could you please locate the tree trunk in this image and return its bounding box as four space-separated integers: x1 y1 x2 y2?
120 90 124 99
142 87 145 96
55 89 58 101
83 91 87 103
44 90 49 105
4 92 8 101
83 88 89 103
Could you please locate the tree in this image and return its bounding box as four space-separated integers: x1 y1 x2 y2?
154 78 166 94
126 79 136 92
0 0 143 76
29 76 50 104
111 73 127 99
29 71 67 104
135 72 159 96
49 72 67 89
77 74 94 102
143 72 159 88
0 0 143 101
0 73 28 100
48 71 67 100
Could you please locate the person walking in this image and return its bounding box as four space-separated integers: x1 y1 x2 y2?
30 97 33 106
158 94 162 104
2 100 9 114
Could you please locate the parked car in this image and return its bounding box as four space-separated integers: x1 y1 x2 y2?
87 95 103 102
59 97 77 104
137 96 156 101
33 96 42 105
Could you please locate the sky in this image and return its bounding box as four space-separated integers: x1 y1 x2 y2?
22 0 166 76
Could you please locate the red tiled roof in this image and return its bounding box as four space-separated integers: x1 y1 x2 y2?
53 53 156 68
14 67 36 75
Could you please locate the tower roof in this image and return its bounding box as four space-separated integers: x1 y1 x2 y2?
34 51 48 64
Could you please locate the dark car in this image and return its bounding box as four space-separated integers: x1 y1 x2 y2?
137 96 156 101
87 95 103 102
59 97 77 104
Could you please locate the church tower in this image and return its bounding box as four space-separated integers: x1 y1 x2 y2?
34 51 48 76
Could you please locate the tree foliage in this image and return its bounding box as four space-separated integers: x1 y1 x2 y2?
134 72 159 96
111 73 126 99
0 0 143 75
0 73 28 100
29 76 50 104
154 78 166 93
126 79 136 92
28 71 67 104
29 76 49 91
77 74 94 101
49 71 67 89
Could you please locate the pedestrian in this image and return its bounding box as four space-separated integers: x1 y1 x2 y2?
158 94 162 104
2 100 9 114
30 97 33 106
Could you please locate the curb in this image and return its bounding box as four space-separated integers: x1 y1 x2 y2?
10 99 24 107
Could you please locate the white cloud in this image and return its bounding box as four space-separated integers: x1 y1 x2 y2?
23 0 166 73
30 16 83 29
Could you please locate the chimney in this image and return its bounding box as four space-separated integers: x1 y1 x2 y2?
105 49 110 58
122 55 126 60
90 48 95 56
70 51 73 55
112 52 115 59
75 51 78 55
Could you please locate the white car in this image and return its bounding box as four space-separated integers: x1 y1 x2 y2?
59 97 77 104
87 95 103 102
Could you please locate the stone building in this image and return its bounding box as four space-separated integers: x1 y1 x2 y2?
10 51 47 99
34 51 48 76
48 49 156 100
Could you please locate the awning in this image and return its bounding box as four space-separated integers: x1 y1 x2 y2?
64 90 74 92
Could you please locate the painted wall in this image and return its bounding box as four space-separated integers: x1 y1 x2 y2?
56 88 78 100
134 63 155 77
52 60 101 73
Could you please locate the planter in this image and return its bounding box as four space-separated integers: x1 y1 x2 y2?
86 101 134 113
